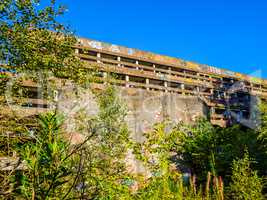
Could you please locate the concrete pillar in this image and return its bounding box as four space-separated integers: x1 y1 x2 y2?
211 107 215 114
153 64 156 73
75 48 79 54
164 81 168 92
181 84 185 95
164 81 168 87
136 60 139 70
197 73 200 81
146 78 150 90
211 89 214 94
103 72 108 85
103 72 107 78
125 75 129 87
97 52 101 63
117 56 121 67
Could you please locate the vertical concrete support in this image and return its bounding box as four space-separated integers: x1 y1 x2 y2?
164 81 168 92
136 60 139 70
153 64 156 73
125 75 129 87
211 89 214 95
181 83 185 95
103 72 107 78
210 107 215 115
117 56 121 67
97 52 101 63
146 78 150 90
75 48 79 54
196 86 200 93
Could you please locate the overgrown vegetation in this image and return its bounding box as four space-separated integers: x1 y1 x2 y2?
1 0 267 199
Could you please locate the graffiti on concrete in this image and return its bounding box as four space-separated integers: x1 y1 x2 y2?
88 41 102 50
78 38 266 86
109 45 120 53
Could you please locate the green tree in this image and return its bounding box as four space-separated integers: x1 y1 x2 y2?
173 118 267 186
0 0 83 79
228 152 264 200
132 122 184 200
134 122 224 200
9 112 83 199
76 86 133 199
173 118 218 183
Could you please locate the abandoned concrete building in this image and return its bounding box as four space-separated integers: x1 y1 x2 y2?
1 37 267 171
1 37 267 133
74 38 267 128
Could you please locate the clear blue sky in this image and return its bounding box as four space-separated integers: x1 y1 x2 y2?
61 0 267 78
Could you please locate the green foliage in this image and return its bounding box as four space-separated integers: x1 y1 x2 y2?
173 119 218 182
228 152 264 200
258 102 267 152
12 112 81 199
0 0 93 88
73 86 132 199
133 122 224 200
173 118 267 186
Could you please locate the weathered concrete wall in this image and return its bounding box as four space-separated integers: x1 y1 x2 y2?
119 87 206 141
55 85 206 176
56 84 206 140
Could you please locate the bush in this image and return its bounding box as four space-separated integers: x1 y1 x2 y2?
228 152 264 200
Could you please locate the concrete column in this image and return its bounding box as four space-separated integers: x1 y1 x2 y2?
164 81 168 92
146 78 150 90
103 72 107 78
153 64 156 73
181 83 185 95
117 56 121 67
210 107 215 114
136 60 139 70
97 52 101 63
164 81 168 87
211 89 214 94
75 48 79 54
103 72 108 85
125 75 129 87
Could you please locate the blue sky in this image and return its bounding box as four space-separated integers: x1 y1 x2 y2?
60 0 267 78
